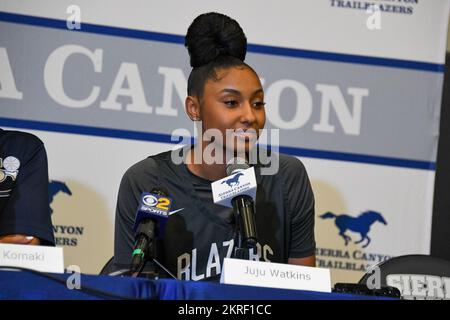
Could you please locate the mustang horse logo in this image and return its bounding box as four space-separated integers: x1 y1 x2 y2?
48 180 72 214
221 172 244 187
320 210 387 248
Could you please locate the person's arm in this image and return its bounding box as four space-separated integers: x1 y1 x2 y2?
0 235 41 245
113 170 140 268
281 156 316 267
0 134 54 246
288 256 316 267
113 158 159 269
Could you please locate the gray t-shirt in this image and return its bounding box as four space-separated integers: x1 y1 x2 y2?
113 148 315 280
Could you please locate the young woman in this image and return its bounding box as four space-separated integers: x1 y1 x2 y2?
113 12 315 280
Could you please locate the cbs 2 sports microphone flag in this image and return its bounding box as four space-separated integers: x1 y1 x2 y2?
0 0 448 283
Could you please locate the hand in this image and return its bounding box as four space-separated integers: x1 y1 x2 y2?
0 234 41 245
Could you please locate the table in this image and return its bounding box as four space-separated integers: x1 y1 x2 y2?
0 269 394 300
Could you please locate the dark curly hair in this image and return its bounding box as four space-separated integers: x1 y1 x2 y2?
185 12 256 98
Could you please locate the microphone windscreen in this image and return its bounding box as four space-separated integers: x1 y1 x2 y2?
226 157 249 176
150 187 168 196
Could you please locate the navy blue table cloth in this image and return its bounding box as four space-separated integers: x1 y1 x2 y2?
0 270 393 300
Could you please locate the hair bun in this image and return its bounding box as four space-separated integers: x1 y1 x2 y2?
185 12 247 68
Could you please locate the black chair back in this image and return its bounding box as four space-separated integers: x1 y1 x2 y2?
359 255 450 299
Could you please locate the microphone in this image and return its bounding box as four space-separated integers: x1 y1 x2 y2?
211 158 258 250
130 187 171 274
227 159 258 249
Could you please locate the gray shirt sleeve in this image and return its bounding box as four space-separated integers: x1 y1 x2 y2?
280 155 316 258
113 158 159 268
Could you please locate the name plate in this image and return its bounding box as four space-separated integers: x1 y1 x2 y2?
220 258 331 293
0 243 64 274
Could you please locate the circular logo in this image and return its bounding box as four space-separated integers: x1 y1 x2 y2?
143 195 158 207
3 156 20 171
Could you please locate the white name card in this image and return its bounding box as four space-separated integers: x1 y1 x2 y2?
0 243 64 274
220 258 331 293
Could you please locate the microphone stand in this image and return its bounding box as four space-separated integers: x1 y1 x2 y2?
233 223 258 260
131 242 176 280
232 196 258 260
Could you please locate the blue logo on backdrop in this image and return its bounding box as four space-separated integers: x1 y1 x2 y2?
320 210 387 248
48 179 83 247
48 180 72 214
221 172 244 188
